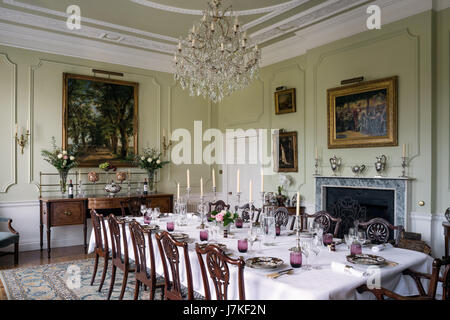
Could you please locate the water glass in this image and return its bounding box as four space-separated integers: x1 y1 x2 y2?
275 225 281 236
357 231 367 245
350 243 362 255
235 218 243 229
153 207 161 221
263 216 276 242
200 229 208 242
140 205 147 216
290 251 302 268
238 239 248 253
167 221 175 232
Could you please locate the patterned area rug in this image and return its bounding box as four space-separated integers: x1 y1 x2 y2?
0 258 163 300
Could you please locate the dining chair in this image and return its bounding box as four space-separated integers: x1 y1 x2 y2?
235 203 262 223
208 200 230 213
305 211 342 237
155 231 195 300
357 217 404 246
129 221 165 300
195 243 246 300
90 210 110 292
107 214 133 300
273 207 290 228
357 258 447 300
0 217 19 265
120 197 151 217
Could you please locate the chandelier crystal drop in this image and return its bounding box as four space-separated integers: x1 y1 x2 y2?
174 0 261 103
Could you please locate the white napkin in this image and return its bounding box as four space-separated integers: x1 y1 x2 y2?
331 262 367 278
371 243 393 252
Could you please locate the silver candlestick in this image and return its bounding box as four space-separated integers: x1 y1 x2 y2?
400 156 409 178
197 195 206 229
186 187 191 202
212 186 217 201
249 200 255 232
290 216 302 252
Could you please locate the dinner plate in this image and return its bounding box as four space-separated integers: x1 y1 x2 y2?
245 257 284 269
197 243 227 251
346 254 387 266
171 233 190 241
142 224 160 232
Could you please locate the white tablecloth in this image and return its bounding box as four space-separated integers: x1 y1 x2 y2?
88 215 433 300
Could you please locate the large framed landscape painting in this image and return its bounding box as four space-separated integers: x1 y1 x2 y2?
273 131 298 173
327 76 398 149
62 73 139 167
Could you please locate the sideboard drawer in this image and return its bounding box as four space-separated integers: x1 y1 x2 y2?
50 201 84 226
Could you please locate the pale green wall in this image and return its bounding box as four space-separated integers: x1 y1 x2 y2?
0 46 213 202
216 9 448 219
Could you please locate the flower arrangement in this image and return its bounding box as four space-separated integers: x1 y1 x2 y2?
98 162 117 172
134 147 169 171
209 210 239 227
41 137 78 194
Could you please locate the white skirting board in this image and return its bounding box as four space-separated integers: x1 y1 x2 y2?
0 200 446 257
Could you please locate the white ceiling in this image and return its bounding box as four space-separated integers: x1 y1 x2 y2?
0 0 448 72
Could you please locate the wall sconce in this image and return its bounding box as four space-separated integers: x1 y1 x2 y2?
14 123 30 154
161 128 173 156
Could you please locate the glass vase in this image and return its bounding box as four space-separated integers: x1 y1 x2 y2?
58 169 69 196
147 170 156 193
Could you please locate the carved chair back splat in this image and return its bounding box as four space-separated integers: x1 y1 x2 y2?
358 217 404 246
155 231 194 300
195 244 246 300
208 200 230 213
306 211 342 237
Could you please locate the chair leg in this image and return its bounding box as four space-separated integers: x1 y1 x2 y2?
134 280 140 300
119 269 129 300
90 254 99 286
14 243 19 266
150 286 156 300
107 265 117 300
98 256 109 292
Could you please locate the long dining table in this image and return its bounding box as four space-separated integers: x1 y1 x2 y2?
88 214 433 300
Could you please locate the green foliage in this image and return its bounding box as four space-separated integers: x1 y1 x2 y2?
134 147 169 172
98 162 116 172
41 137 78 172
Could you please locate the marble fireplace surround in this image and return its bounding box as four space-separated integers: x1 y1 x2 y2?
315 176 413 229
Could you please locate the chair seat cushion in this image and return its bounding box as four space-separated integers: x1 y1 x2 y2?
0 232 19 247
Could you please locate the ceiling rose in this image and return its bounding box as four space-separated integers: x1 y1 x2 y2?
174 0 261 103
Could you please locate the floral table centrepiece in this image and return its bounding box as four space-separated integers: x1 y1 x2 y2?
134 148 169 193
41 137 78 195
209 210 239 238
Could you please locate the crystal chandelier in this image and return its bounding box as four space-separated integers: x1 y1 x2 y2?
174 0 261 103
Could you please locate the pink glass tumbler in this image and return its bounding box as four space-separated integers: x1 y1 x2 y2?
200 230 209 242
238 239 248 253
323 233 333 246
167 221 174 232
290 251 302 268
350 243 362 255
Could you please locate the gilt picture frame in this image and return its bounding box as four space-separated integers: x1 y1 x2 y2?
62 73 139 167
327 76 398 149
273 131 298 173
275 88 296 115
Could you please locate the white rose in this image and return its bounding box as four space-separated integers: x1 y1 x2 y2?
141 156 145 161
57 154 63 159
156 159 161 164
70 156 75 161
147 158 153 163
62 150 67 155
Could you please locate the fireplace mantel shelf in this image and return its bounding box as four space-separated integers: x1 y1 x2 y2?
315 176 414 181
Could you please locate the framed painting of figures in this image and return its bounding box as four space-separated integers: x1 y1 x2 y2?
273 131 298 172
327 76 398 149
62 73 139 167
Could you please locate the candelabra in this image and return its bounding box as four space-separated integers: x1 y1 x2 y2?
313 157 321 176
186 187 191 204
400 156 409 178
15 129 30 154
249 200 255 232
212 186 217 201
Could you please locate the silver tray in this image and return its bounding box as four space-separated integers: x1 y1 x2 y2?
245 256 284 269
346 254 387 266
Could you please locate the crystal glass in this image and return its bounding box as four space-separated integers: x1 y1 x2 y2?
290 250 302 268
300 234 313 270
175 201 188 226
167 221 175 232
348 228 356 237
275 225 281 236
235 217 243 229
263 216 276 243
238 239 248 253
357 231 367 245
200 229 208 242
152 207 160 223
350 243 362 255
140 205 147 216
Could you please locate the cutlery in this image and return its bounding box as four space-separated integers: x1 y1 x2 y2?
266 268 294 279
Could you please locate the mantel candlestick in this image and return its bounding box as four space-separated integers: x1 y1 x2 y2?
313 157 321 176
400 156 409 178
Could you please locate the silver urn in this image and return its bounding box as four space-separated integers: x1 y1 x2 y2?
374 155 387 177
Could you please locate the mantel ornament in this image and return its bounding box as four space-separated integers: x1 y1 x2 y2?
329 155 341 176
351 165 366 177
374 155 387 177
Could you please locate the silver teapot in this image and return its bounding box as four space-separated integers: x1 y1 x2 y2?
105 180 121 196
351 165 366 176
329 155 341 176
374 155 387 177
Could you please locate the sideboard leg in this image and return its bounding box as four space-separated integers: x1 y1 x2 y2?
46 226 51 259
83 219 87 254
40 221 43 251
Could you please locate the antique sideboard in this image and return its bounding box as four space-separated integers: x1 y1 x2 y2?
39 193 173 258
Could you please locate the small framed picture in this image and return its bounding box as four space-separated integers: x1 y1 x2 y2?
273 131 298 172
275 88 296 115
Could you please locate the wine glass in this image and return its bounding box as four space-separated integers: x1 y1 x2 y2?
357 231 367 246
300 236 312 270
140 205 147 217
153 207 160 223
